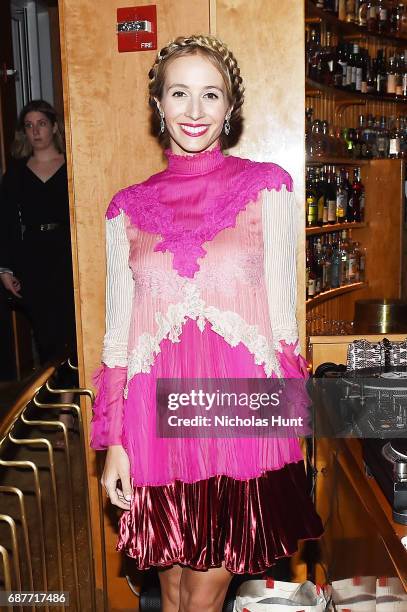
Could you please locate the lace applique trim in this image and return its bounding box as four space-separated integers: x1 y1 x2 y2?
133 253 264 300
123 284 282 397
106 159 292 279
273 329 300 354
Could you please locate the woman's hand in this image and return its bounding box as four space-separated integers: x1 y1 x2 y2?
101 444 132 509
0 272 22 298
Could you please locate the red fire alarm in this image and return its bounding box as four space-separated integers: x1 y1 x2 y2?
117 5 157 53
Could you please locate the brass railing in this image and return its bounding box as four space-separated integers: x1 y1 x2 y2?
0 357 97 611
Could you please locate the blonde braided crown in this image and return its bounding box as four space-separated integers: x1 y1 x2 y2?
148 35 245 148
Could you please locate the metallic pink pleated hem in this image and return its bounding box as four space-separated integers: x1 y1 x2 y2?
116 460 324 574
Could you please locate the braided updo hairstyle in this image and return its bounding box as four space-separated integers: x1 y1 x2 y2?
148 34 244 149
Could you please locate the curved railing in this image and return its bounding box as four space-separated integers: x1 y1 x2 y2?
0 356 97 611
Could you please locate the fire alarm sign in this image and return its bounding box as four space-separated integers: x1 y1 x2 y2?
117 5 157 52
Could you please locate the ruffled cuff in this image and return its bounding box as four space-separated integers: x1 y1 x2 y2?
277 339 309 379
90 363 127 450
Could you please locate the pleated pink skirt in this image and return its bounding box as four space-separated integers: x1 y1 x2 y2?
117 317 323 572
117 461 323 574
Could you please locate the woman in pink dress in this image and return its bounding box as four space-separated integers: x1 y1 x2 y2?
91 34 323 612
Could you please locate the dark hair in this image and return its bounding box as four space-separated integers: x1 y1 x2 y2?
11 99 65 158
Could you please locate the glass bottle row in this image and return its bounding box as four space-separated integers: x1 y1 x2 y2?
306 27 407 97
306 110 407 159
306 230 366 299
312 0 407 35
306 164 365 226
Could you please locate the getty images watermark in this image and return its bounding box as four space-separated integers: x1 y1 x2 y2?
156 378 312 438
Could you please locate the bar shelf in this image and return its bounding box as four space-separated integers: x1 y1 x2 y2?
306 281 367 308
306 157 370 165
306 78 407 105
306 222 366 236
307 0 407 47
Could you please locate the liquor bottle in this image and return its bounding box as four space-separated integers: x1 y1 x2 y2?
364 114 378 158
346 232 358 284
305 107 313 158
310 119 328 157
339 230 350 285
349 168 364 221
320 31 335 86
330 233 342 288
306 240 315 299
376 49 388 93
353 241 362 281
345 43 354 88
389 116 402 158
401 52 407 97
377 0 388 33
358 244 367 281
342 127 353 156
347 169 356 221
335 43 347 87
366 55 376 93
354 44 363 91
358 168 366 220
395 54 404 98
401 116 407 158
327 166 338 224
387 56 397 95
358 0 369 25
367 0 378 30
376 115 389 158
306 29 321 80
354 114 365 158
314 238 324 294
360 50 370 93
390 2 400 32
306 168 318 227
315 167 326 226
336 170 348 222
322 235 333 290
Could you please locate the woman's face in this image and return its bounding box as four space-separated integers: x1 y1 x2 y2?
156 53 231 155
24 111 56 152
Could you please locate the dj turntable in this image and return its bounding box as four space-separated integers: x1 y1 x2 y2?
362 438 407 525
315 365 407 526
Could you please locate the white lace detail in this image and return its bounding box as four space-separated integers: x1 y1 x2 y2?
132 253 263 300
124 283 281 397
273 329 301 354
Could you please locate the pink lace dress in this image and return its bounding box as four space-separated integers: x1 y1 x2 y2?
90 145 323 573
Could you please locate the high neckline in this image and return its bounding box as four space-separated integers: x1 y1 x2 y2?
164 143 226 175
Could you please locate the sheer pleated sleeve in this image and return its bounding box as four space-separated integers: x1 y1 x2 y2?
261 187 308 378
90 210 134 449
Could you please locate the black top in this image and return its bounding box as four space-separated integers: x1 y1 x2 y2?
0 159 70 274
21 163 69 227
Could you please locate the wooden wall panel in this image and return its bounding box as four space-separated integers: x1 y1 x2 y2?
59 1 210 609
215 0 307 348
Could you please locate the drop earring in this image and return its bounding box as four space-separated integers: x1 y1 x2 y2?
224 115 231 136
159 111 165 134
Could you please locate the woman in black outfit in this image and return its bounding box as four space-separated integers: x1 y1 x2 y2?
0 100 76 381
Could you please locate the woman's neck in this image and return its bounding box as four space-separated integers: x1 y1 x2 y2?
31 145 63 162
